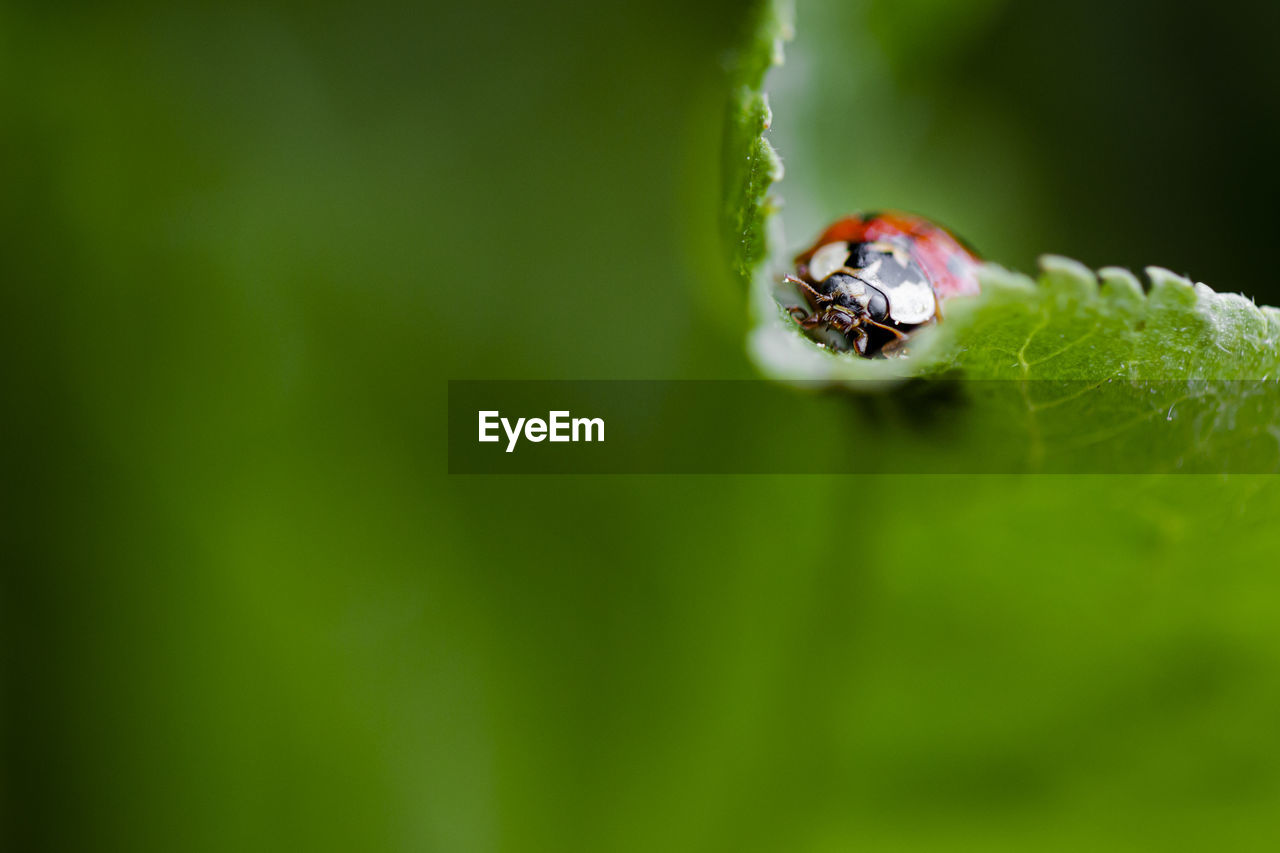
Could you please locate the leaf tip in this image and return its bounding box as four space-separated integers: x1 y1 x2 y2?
1196 286 1273 345
1098 266 1145 307
976 263 1036 295
1145 266 1198 308
1039 255 1099 300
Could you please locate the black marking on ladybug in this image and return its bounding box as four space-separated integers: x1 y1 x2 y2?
865 285 889 322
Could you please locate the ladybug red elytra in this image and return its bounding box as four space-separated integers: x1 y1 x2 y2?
785 211 982 357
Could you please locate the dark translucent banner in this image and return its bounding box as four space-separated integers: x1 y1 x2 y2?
447 380 1280 474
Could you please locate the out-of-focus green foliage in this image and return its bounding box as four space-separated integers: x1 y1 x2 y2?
7 0 1280 851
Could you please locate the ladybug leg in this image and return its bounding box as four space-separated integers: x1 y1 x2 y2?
864 318 908 344
865 319 913 356
793 303 836 326
790 306 822 327
849 326 870 356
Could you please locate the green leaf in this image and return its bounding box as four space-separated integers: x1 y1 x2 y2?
931 261 1280 472
931 259 1280 381
721 0 791 286
723 0 1280 472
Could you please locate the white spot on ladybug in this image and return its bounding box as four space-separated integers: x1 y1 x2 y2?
809 241 850 283
858 258 883 280
885 279 936 325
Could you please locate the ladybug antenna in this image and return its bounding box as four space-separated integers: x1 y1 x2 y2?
784 274 829 305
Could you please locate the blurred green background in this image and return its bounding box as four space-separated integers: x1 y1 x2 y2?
6 0 1280 850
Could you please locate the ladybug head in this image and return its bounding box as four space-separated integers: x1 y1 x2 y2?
819 273 891 324
787 238 935 357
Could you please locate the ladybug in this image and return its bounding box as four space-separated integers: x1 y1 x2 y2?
785 211 982 357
